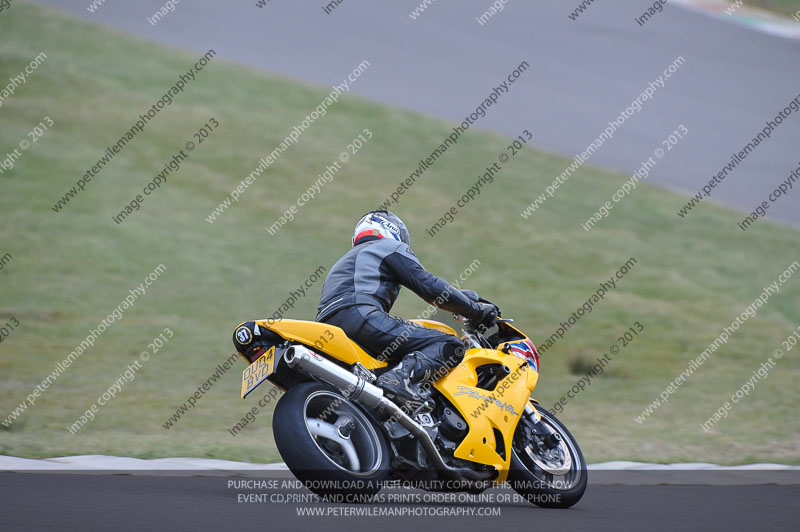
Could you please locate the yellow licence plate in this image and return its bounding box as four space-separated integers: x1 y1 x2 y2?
241 346 275 398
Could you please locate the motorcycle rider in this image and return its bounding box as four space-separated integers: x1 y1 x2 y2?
316 210 497 407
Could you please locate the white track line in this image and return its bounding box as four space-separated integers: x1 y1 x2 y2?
671 0 800 40
2 455 798 472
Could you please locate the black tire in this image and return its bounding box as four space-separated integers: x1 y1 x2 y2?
273 381 389 502
507 406 587 508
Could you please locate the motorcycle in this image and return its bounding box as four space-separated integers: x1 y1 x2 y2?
232 294 587 508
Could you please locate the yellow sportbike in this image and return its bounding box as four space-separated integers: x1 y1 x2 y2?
234 298 587 508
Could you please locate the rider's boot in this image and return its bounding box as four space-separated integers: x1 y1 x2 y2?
376 351 436 409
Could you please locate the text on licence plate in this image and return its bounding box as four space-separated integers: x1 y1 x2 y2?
241 346 275 398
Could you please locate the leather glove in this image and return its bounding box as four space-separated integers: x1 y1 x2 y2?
460 289 480 302
471 302 498 328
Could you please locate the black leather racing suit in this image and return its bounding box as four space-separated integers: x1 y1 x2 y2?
316 236 484 373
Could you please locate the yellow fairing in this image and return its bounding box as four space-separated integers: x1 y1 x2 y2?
256 319 387 370
408 319 458 336
257 318 458 370
435 348 537 483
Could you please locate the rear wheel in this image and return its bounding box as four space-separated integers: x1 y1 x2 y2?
273 381 389 502
508 406 587 508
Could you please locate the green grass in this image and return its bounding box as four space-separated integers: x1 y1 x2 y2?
1 2 799 465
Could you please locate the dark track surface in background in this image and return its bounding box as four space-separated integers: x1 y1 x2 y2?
34 0 800 227
1 472 798 532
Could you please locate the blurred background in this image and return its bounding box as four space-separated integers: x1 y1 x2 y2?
1 0 798 465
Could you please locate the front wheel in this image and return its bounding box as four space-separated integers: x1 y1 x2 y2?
273 381 389 501
507 405 587 508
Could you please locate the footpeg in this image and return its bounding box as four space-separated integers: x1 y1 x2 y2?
352 362 377 384
411 399 435 416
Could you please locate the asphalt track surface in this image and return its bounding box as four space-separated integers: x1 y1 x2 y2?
1 471 798 532
33 0 800 227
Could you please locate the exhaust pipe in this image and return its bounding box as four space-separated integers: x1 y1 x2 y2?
284 345 383 409
284 345 493 482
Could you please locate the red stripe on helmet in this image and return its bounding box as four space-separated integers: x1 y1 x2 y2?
354 229 384 244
